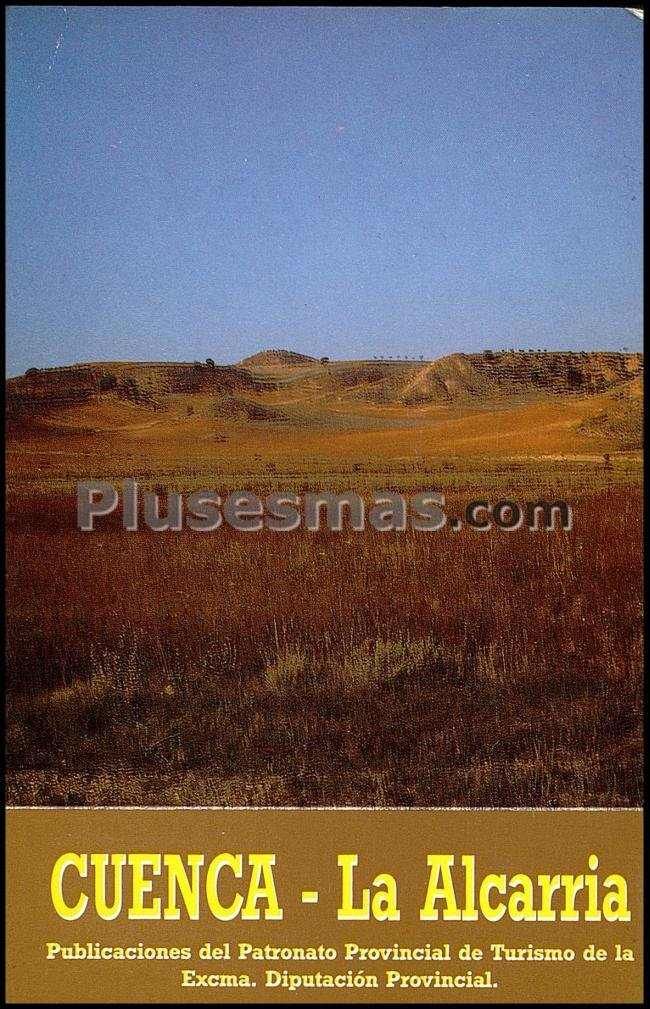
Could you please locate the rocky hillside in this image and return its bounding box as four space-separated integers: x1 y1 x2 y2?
396 350 643 405
5 361 258 426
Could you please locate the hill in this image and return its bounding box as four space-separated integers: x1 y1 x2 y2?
5 350 643 460
234 349 643 414
238 349 318 369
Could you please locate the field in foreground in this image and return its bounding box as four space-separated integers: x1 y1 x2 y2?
6 475 643 808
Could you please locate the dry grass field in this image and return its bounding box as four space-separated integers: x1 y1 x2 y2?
5 350 644 807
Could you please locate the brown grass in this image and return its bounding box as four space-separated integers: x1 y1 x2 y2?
5 481 643 808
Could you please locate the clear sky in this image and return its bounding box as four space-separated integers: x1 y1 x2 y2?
6 6 643 375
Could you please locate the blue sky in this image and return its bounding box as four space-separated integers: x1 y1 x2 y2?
6 6 643 375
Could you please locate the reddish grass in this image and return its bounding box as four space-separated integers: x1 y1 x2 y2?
5 485 643 807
